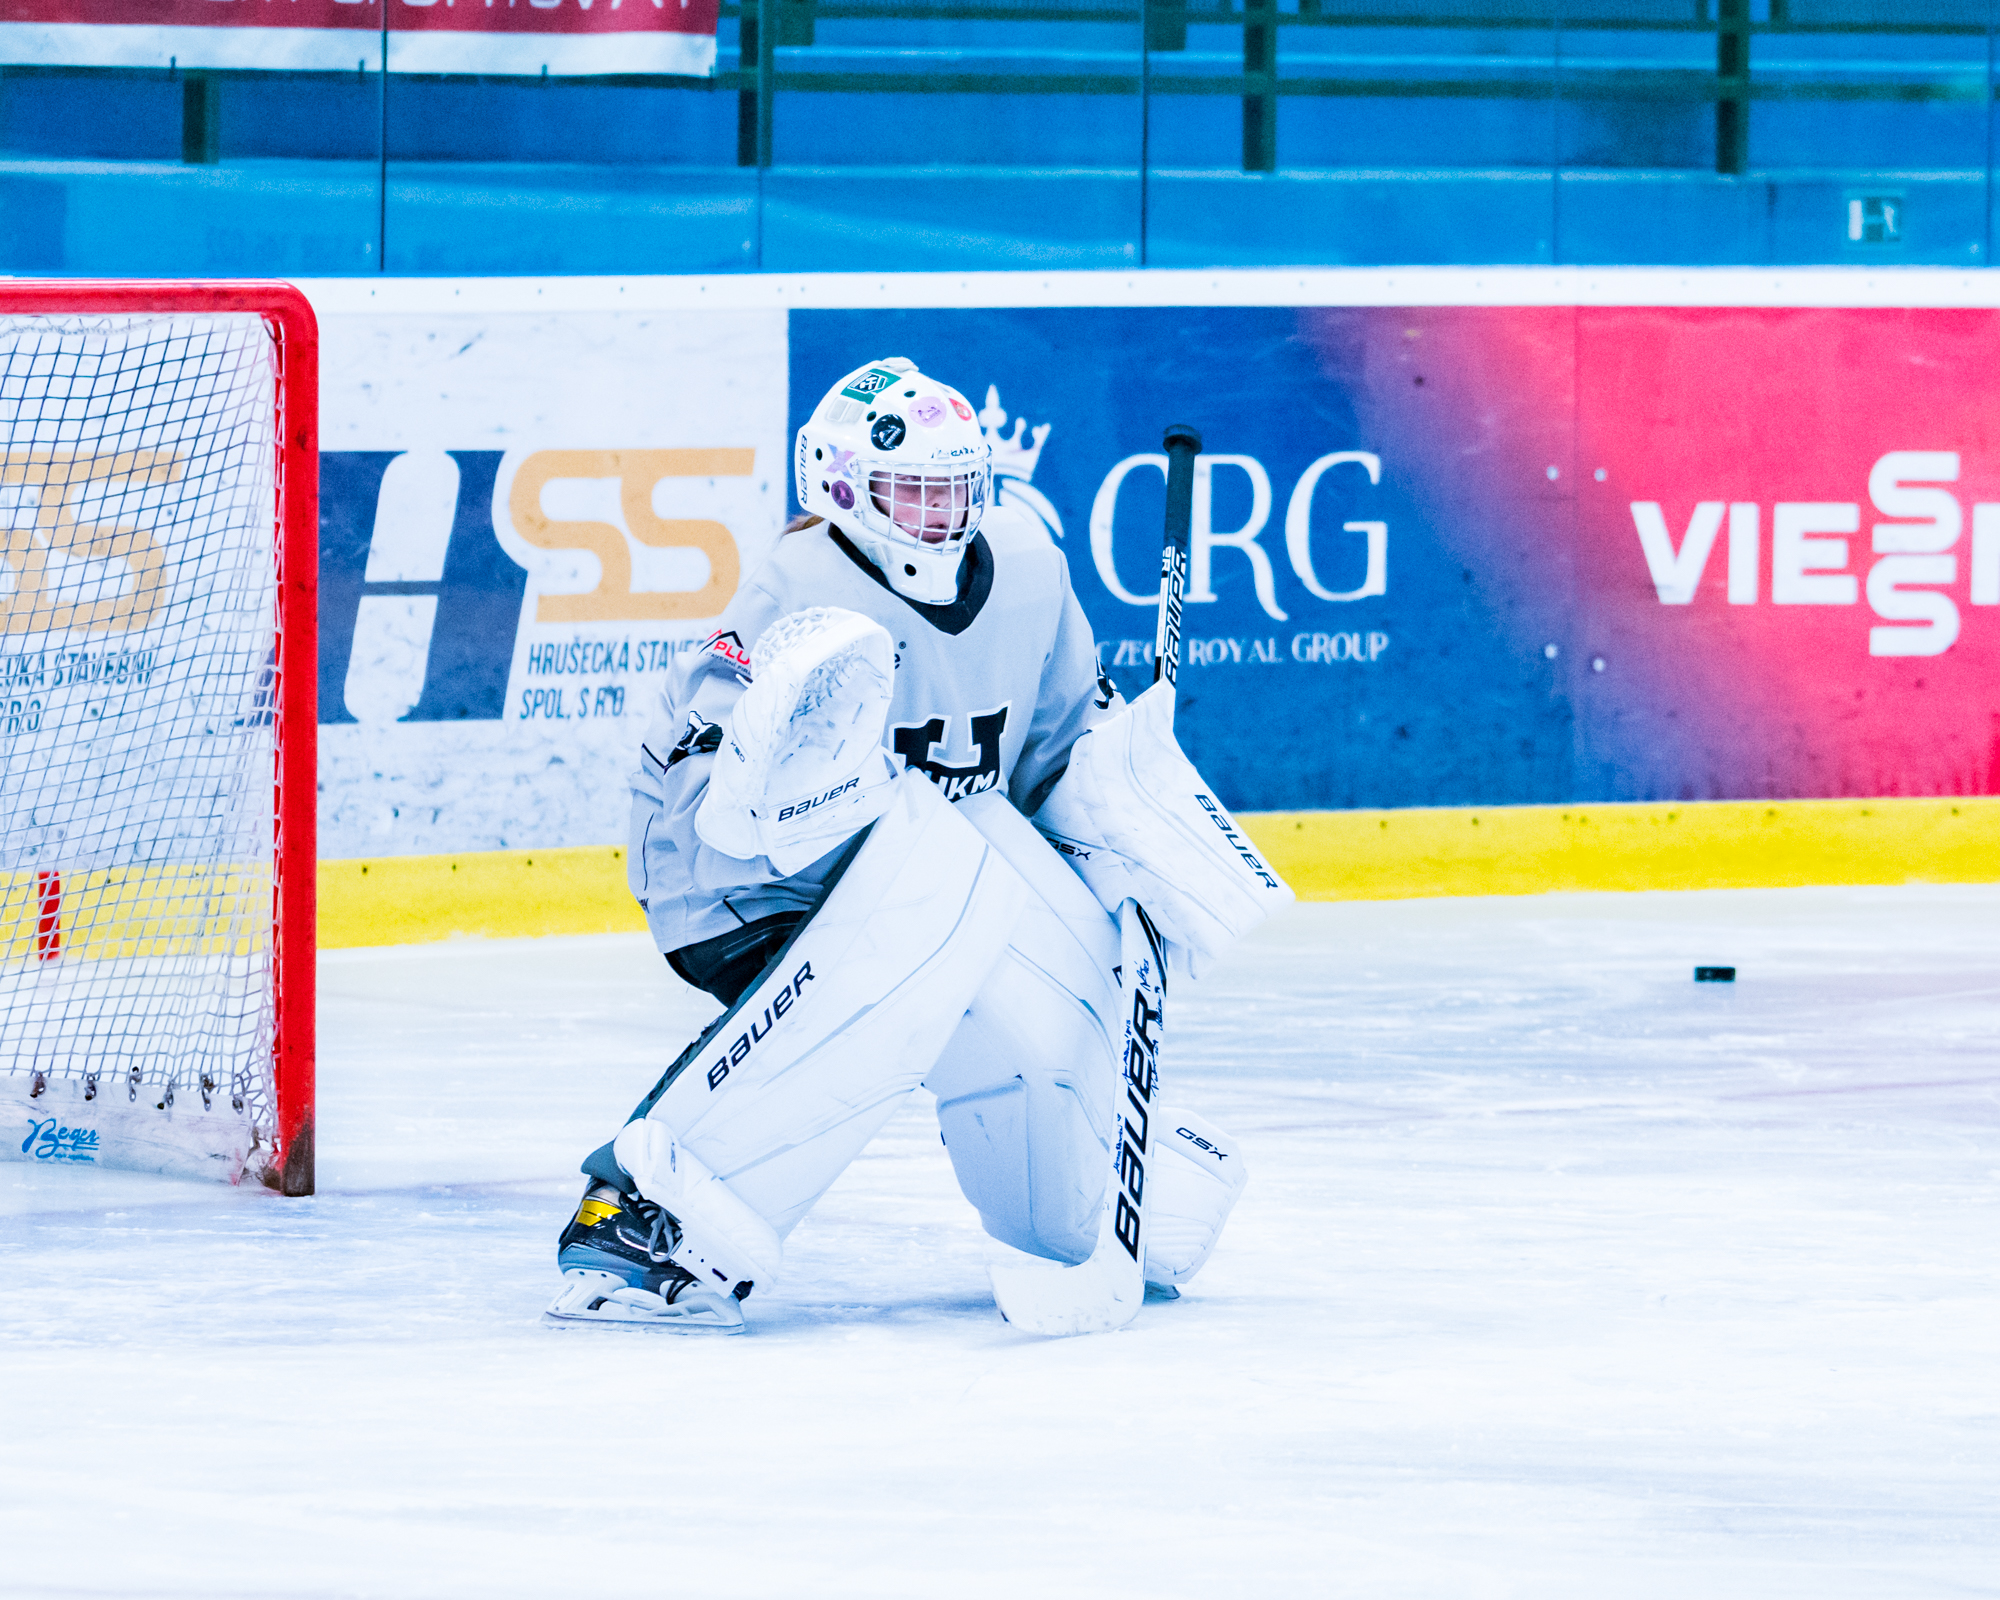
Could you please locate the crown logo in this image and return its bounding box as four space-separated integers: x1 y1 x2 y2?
979 386 1049 483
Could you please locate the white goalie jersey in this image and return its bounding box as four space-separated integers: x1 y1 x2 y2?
629 506 1121 954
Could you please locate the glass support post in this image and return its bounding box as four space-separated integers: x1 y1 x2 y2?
1716 0 1751 176
1243 0 1276 173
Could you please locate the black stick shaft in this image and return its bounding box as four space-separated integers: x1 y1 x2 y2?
1156 423 1201 702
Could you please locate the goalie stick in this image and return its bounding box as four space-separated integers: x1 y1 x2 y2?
988 422 1201 1336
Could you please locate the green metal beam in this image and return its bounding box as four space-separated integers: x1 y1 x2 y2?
711 69 1992 105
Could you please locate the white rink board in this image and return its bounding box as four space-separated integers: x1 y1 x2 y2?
312 297 787 858
4 885 1997 1598
297 267 2000 863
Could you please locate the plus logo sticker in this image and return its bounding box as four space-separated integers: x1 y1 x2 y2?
892 706 1009 801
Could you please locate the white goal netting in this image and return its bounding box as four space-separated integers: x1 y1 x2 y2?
1 311 285 1182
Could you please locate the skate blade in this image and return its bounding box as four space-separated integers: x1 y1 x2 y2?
542 1272 745 1334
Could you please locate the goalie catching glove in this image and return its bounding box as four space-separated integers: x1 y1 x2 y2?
695 606 900 876
1033 680 1294 977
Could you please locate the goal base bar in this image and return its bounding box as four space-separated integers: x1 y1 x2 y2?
3 1072 291 1190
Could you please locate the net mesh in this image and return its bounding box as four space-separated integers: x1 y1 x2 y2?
0 312 281 1138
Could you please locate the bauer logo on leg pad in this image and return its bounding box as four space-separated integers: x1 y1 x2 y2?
705 962 817 1091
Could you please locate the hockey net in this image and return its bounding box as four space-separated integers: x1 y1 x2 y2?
0 284 317 1194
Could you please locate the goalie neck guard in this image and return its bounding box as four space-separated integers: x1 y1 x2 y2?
795 357 991 605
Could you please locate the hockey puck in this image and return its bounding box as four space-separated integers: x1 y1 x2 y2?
1694 966 1736 983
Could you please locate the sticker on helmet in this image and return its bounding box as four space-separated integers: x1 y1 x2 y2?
912 396 947 428
950 397 974 421
870 415 907 451
840 368 901 404
830 480 855 510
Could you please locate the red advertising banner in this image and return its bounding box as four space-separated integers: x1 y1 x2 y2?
1 0 719 78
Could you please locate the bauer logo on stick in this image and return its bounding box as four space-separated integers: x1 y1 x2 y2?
1112 912 1165 1262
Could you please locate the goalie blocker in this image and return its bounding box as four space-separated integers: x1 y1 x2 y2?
1034 679 1294 979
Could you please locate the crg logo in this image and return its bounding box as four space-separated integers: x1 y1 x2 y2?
1092 449 1389 623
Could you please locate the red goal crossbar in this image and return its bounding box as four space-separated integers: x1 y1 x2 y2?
0 281 318 1195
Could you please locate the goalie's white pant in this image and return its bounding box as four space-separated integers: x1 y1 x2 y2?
933 793 1247 1285
605 776 1244 1296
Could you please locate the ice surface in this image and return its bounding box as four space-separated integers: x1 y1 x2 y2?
4 885 1998 1598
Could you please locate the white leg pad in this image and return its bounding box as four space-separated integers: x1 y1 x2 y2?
929 981 1116 1266
1142 1107 1249 1287
636 772 1033 1253
930 793 1244 1286
927 791 1123 1264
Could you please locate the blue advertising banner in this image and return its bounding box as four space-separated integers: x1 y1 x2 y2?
790 308 1577 812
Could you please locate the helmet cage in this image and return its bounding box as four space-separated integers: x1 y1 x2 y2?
862 462 989 551
796 358 990 604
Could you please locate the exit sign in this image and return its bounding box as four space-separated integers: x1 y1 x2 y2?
1846 194 1903 246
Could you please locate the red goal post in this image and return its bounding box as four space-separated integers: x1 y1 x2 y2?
0 281 317 1195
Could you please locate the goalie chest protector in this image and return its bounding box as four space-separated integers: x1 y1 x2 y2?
656 507 1113 819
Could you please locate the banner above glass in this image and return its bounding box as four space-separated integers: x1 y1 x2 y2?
0 0 720 78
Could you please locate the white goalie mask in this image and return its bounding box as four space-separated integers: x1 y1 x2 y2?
795 357 991 605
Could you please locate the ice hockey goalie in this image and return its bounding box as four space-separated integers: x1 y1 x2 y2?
545 358 1291 1333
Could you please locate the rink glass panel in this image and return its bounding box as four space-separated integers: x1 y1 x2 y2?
378 66 749 276
8 6 1995 271
0 66 385 277
1 311 285 1181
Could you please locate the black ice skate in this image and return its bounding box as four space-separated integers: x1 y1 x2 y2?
544 1183 746 1333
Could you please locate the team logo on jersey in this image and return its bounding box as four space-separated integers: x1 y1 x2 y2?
702 629 753 673
663 711 724 770
891 706 1008 802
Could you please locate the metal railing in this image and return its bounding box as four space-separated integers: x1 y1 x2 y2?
710 2 1993 176
3 5 1990 175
